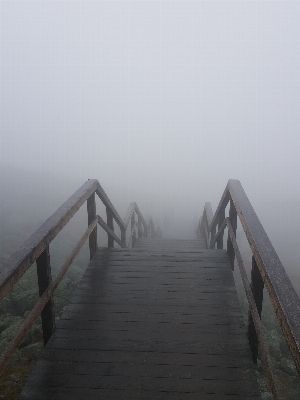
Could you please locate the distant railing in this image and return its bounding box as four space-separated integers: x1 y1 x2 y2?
198 179 300 400
0 179 156 374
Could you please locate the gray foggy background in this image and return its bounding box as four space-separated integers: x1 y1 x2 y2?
1 2 300 280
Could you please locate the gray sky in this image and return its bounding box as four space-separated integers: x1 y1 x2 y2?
1 1 300 213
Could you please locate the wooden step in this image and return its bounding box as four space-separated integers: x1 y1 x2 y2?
20 240 260 399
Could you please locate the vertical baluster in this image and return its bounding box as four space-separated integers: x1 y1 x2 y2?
138 215 143 238
131 212 136 247
106 207 114 247
217 207 225 249
247 256 264 363
144 222 148 238
227 199 237 270
121 226 126 246
36 246 55 345
209 225 216 248
87 192 97 260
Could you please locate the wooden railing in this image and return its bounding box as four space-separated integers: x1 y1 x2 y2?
198 179 300 400
0 179 154 374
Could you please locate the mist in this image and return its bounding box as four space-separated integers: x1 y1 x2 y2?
1 2 300 277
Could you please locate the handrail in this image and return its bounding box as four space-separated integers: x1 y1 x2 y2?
197 202 213 247
0 179 99 300
123 202 149 246
0 179 153 374
199 179 300 399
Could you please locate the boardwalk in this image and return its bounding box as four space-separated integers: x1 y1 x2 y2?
20 239 260 399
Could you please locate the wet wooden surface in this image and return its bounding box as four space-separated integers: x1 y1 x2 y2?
20 239 260 399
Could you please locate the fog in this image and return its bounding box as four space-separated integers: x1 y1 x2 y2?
1 2 300 277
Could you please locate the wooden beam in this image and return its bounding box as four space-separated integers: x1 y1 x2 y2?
97 216 126 248
87 192 97 260
0 179 99 300
0 218 97 375
36 246 55 345
228 179 300 376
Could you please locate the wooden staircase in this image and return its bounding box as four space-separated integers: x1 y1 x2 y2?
1 179 300 399
19 239 260 399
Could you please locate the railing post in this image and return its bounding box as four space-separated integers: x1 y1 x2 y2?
247 256 264 363
217 207 225 249
121 226 126 245
209 224 216 248
87 192 97 260
36 246 55 345
106 207 114 247
131 212 136 247
227 199 237 270
138 215 143 238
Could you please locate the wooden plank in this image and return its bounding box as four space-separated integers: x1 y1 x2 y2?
20 240 260 399
25 359 257 382
20 389 260 400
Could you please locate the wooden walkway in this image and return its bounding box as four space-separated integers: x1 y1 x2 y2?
19 239 260 399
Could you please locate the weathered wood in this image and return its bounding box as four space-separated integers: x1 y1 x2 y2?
0 219 97 375
210 218 226 249
126 221 137 248
201 178 300 382
204 202 213 227
0 176 152 378
226 218 282 400
87 192 97 260
137 216 143 238
96 183 126 232
106 206 114 247
228 179 300 375
200 202 215 249
0 179 98 300
124 203 148 241
209 186 230 233
20 241 260 399
120 226 126 245
217 207 225 249
247 256 264 364
97 216 126 248
209 224 216 249
36 246 55 345
134 204 148 236
227 199 237 270
124 202 136 229
131 212 136 247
